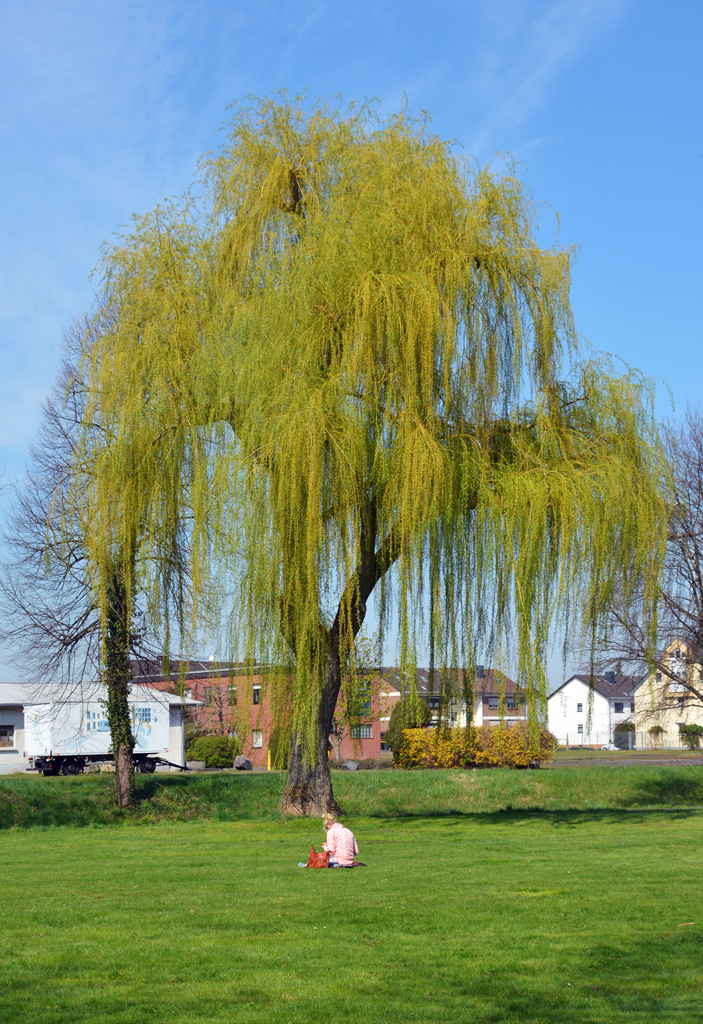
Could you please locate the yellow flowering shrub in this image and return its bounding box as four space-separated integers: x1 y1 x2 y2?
397 724 556 770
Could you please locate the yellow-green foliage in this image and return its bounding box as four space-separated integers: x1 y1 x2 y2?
72 95 667 757
398 725 556 769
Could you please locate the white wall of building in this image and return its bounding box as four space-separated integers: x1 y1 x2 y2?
548 677 634 746
0 705 28 769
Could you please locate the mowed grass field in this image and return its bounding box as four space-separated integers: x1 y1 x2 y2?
2 768 703 1023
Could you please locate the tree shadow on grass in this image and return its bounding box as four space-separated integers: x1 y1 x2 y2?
133 770 284 820
354 805 702 830
624 764 703 807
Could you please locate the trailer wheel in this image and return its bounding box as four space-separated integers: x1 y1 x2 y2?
62 761 79 776
139 759 156 774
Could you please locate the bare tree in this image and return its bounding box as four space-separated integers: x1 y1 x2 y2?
0 316 164 805
1 325 102 683
598 409 703 715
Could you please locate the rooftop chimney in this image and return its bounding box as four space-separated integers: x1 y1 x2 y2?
604 670 616 685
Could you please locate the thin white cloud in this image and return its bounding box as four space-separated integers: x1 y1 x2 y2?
464 0 632 155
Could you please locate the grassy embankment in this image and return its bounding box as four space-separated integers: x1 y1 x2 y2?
2 768 703 1023
2 762 703 829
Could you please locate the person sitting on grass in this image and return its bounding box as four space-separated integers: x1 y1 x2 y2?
322 813 359 867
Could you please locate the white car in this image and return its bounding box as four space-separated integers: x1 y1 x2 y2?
600 742 617 751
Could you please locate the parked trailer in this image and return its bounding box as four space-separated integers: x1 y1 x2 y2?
23 684 200 775
28 752 189 775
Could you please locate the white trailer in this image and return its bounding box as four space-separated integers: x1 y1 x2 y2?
24 684 199 775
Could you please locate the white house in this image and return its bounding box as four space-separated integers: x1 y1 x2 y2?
547 672 640 747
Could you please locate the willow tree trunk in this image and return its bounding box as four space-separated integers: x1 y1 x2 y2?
281 650 342 817
104 573 135 808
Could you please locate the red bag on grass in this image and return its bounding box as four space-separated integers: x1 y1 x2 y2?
306 845 330 868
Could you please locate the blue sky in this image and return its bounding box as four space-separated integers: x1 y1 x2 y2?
0 0 701 680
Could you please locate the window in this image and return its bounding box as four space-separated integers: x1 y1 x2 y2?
135 707 151 723
252 730 263 748
677 698 685 709
506 698 517 710
488 697 499 710
577 703 583 713
674 649 682 660
614 703 623 714
656 673 662 682
0 726 14 748
253 686 261 705
630 702 635 713
427 696 440 709
350 725 372 739
577 725 583 734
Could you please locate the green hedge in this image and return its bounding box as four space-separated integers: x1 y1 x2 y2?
186 735 241 768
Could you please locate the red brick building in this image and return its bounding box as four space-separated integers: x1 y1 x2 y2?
132 660 403 766
134 661 525 766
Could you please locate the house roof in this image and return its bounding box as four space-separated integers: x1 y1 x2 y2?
130 658 272 683
0 681 200 708
549 673 643 702
376 666 519 696
0 683 36 707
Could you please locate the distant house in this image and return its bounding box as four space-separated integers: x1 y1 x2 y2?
547 672 640 747
632 640 703 747
385 665 528 730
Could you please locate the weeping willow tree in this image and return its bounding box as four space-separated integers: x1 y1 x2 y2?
75 96 666 814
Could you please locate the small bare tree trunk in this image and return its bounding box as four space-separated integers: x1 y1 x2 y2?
104 570 135 808
329 729 342 762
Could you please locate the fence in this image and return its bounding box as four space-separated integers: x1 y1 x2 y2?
558 732 689 751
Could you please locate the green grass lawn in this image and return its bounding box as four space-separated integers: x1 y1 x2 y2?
2 771 703 1023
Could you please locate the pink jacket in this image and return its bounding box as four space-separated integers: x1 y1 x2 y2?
322 823 359 866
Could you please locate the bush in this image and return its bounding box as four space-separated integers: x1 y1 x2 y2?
386 697 432 761
679 723 703 750
614 721 635 732
397 724 556 770
648 725 664 748
186 735 241 768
